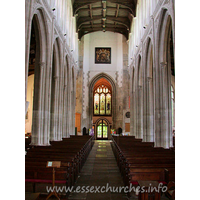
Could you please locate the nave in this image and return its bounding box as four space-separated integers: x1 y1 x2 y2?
68 140 126 200
25 137 174 200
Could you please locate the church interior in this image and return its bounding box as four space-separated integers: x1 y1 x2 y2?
24 0 180 199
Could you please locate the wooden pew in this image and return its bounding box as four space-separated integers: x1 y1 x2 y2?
166 181 175 200
25 135 94 194
111 135 175 197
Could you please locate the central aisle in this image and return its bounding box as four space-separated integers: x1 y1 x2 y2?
68 140 129 200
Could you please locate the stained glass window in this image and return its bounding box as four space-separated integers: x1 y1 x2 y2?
106 93 111 115
93 85 112 115
94 93 99 115
100 93 105 114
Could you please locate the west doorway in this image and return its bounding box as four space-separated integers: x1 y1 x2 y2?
96 119 108 140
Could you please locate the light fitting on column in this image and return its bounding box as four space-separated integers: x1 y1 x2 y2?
143 25 147 29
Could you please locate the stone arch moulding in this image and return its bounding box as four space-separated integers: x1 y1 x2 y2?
144 37 155 143
156 8 174 148
95 117 111 126
50 37 65 142
30 7 51 146
145 37 153 78
137 54 142 87
156 8 174 63
32 8 50 56
88 73 117 129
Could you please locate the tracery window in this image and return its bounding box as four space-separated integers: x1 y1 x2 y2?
94 85 111 115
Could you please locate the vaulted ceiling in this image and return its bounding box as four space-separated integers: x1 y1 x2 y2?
72 0 138 40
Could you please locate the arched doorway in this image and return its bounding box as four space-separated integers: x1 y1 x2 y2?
96 119 109 140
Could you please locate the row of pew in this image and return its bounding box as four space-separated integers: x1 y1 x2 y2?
25 135 94 194
25 136 31 151
111 136 175 199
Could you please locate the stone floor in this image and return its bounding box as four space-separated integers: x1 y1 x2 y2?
68 140 130 200
26 140 170 200
68 140 169 200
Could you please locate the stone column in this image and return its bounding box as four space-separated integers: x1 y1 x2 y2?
62 84 68 138
130 89 135 136
66 68 71 138
72 70 77 135
132 72 137 137
67 67 72 136
142 78 147 142
160 62 169 148
151 15 161 147
50 75 59 141
137 85 143 139
25 0 34 107
146 77 154 142
57 43 64 141
31 62 46 145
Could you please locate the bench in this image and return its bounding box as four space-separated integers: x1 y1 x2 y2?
111 135 175 198
25 135 94 194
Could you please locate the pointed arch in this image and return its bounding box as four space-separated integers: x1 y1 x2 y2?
29 8 51 146
89 73 116 129
156 8 174 148
50 37 62 141
144 37 154 142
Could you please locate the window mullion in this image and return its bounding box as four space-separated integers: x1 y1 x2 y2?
105 93 107 115
99 93 100 115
